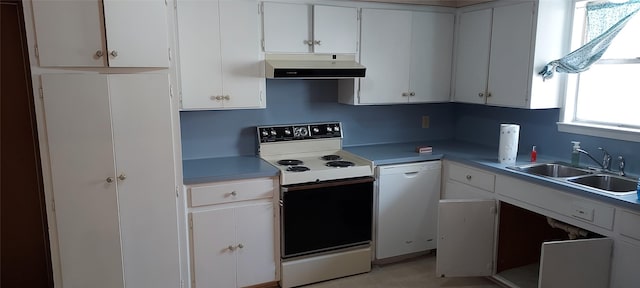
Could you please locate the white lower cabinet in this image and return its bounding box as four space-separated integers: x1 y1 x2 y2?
438 161 613 288
375 161 441 260
187 178 277 288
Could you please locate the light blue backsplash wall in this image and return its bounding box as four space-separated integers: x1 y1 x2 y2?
180 80 456 159
453 103 640 175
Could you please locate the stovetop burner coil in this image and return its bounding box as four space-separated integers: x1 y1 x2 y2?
286 166 310 172
278 159 303 166
321 155 342 161
325 160 355 168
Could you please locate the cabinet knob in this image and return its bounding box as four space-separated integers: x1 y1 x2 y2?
110 50 118 57
95 50 104 58
304 40 314 46
229 191 237 197
409 91 415 96
237 243 244 249
402 92 409 97
106 177 114 183
223 95 230 100
466 175 472 180
214 95 223 101
314 40 321 45
486 92 492 97
118 173 127 181
478 92 484 98
228 245 236 251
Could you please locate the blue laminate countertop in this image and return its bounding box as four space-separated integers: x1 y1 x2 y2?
346 140 640 212
183 156 278 185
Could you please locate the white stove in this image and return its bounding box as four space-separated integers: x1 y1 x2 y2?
258 122 373 185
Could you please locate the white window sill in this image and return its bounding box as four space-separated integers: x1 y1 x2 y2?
557 122 640 143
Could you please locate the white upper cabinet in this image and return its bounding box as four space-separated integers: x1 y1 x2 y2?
176 0 265 110
346 8 453 105
32 0 169 67
453 0 572 109
262 2 358 54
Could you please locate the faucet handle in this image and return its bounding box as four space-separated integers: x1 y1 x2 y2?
618 156 626 176
598 147 612 170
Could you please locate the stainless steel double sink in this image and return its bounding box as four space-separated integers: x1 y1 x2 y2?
509 162 638 195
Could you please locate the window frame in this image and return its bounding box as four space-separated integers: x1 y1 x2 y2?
559 0 640 142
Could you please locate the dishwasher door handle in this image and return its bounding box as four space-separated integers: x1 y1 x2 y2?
403 171 420 178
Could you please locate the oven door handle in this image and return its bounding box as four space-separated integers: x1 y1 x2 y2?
281 176 374 192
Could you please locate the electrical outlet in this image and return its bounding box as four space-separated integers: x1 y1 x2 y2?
422 116 430 128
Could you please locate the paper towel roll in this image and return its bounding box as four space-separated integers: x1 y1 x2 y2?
498 124 520 165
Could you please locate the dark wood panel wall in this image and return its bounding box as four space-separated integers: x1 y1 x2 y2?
1 0 54 286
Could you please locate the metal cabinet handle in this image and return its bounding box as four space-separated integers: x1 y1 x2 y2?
106 177 114 183
95 50 104 58
466 175 472 180
478 92 484 98
110 50 118 57
118 173 127 181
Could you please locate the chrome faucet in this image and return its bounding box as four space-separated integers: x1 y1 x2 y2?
575 147 611 171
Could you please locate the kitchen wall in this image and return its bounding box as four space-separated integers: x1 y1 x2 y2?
180 80 638 175
454 103 639 175
180 79 456 160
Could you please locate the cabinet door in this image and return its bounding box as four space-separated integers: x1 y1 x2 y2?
486 2 534 108
263 2 311 53
610 239 640 288
436 199 496 277
376 162 441 259
313 5 358 54
539 238 612 288
102 0 169 67
220 0 264 109
453 8 492 104
41 74 124 288
32 0 106 67
109 74 180 287
177 0 223 109
236 203 276 287
410 11 454 103
192 208 237 288
360 9 412 104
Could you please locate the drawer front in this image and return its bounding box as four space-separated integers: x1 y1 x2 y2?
618 210 640 243
189 178 275 207
448 163 495 192
495 175 615 230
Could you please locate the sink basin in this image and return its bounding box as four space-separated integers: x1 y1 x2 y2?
511 163 592 178
567 174 638 194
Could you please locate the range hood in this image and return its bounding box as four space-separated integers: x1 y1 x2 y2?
265 54 366 79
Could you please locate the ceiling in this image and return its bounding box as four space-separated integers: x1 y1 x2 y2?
351 0 494 7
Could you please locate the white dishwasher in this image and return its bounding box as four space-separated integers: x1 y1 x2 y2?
375 160 441 260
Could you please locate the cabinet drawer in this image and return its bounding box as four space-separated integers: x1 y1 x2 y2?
617 210 640 243
189 178 275 207
448 163 495 192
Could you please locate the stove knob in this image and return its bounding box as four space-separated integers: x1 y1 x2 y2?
333 125 340 132
312 127 320 133
326 126 333 132
284 129 291 135
270 129 277 136
261 130 269 136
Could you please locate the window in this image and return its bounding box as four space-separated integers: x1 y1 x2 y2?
560 0 640 142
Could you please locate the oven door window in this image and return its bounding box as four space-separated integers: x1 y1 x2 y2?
281 178 374 258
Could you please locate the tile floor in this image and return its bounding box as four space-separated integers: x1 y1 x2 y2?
302 254 503 288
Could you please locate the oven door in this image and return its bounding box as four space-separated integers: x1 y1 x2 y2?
280 176 374 259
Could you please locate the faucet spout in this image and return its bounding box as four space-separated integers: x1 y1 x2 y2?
575 148 606 170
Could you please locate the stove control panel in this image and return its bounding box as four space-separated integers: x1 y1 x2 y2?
258 122 342 143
